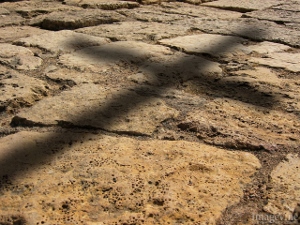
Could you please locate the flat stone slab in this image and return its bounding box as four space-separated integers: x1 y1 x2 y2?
0 26 47 43
202 0 284 12
67 0 140 10
0 14 24 27
13 84 179 135
0 43 42 70
160 2 243 19
249 52 300 72
0 7 10 15
0 66 49 113
189 18 300 47
245 8 300 24
76 21 190 42
263 154 300 220
15 30 110 54
15 1 80 18
117 7 190 23
59 41 222 81
272 2 300 12
37 9 125 30
0 131 260 224
159 34 251 58
177 96 300 151
248 41 291 54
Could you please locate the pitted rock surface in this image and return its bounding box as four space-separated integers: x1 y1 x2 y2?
0 43 42 70
0 0 300 224
13 84 179 136
0 131 260 225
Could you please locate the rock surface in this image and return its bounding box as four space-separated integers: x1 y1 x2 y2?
202 0 284 12
13 84 179 136
0 43 42 70
264 154 300 222
15 30 110 54
0 0 300 224
0 131 260 224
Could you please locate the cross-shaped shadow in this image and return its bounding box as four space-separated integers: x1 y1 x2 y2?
0 26 275 189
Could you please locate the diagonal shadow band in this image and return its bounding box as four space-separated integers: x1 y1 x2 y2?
0 26 275 189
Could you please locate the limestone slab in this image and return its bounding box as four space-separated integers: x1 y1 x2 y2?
272 2 300 12
0 26 47 43
59 41 222 81
202 0 284 12
117 7 190 23
263 154 300 221
0 44 42 70
0 8 9 15
189 18 300 47
14 84 179 135
38 9 125 30
0 66 49 112
245 8 300 24
248 41 291 55
76 21 190 42
14 30 110 54
249 52 300 72
79 0 139 10
0 131 260 224
15 2 80 18
0 14 24 27
160 2 243 19
177 97 300 151
159 34 251 58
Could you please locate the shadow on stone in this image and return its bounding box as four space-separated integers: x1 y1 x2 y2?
0 26 275 189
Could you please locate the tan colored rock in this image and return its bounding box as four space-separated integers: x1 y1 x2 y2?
245 8 300 24
0 43 42 70
0 26 47 43
0 66 49 113
160 2 243 19
187 18 300 47
76 21 190 42
264 154 300 221
118 6 189 23
177 97 300 151
15 2 80 18
38 9 125 30
0 7 10 15
78 0 139 10
272 2 300 12
249 52 300 72
15 30 110 54
202 0 284 12
159 34 251 58
59 41 222 81
0 14 24 27
232 67 283 87
13 84 179 135
0 131 260 224
248 41 291 55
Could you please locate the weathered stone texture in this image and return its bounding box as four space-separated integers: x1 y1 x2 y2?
264 154 300 220
13 84 179 135
0 66 49 113
0 26 47 43
0 131 260 224
184 18 300 47
15 30 110 54
76 21 190 42
37 9 125 30
203 0 284 12
0 43 42 70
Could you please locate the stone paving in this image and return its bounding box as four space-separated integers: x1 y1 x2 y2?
0 0 299 224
